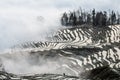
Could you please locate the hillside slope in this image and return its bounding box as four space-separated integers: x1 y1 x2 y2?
0 25 120 80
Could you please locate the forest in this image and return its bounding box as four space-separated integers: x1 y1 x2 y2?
61 8 120 27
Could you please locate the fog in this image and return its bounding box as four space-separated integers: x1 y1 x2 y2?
0 0 119 76
0 51 80 76
0 8 63 51
0 0 120 51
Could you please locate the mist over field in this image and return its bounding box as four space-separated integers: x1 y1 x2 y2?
0 0 120 51
0 1 119 80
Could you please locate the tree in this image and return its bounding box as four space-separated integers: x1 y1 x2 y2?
92 9 96 26
78 16 83 25
69 12 74 25
117 12 120 24
73 12 77 26
87 14 91 24
95 12 100 26
117 18 120 24
111 11 116 25
102 11 107 26
61 12 68 26
60 8 120 27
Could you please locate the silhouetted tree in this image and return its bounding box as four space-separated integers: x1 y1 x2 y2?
76 10 80 25
60 8 120 27
111 11 116 25
69 12 74 25
99 12 104 26
102 11 107 26
73 12 77 25
92 9 96 26
61 12 68 26
87 14 91 24
79 16 83 25
117 13 120 24
95 12 100 26
107 18 111 25
113 13 116 24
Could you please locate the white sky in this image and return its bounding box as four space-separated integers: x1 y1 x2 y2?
0 0 120 51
